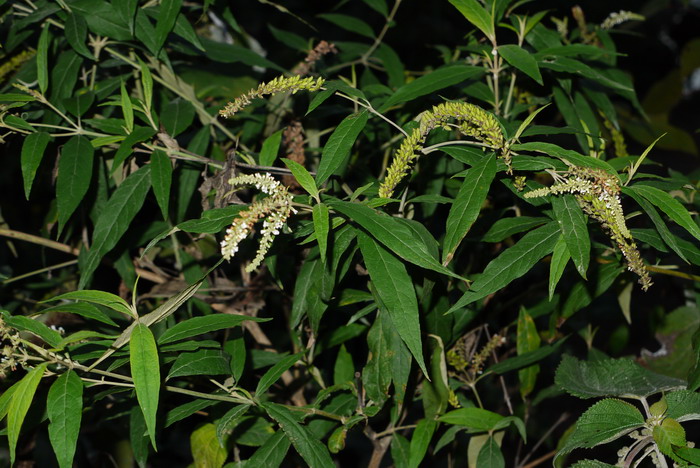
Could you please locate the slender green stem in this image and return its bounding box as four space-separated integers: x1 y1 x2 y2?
3 260 78 284
360 0 403 64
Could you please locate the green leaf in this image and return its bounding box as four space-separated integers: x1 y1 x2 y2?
476 436 505 468
167 349 230 379
57 135 94 232
488 339 565 374
312 203 330 262
216 405 250 447
329 200 463 280
555 355 686 399
114 0 138 35
2 312 63 347
158 314 267 345
449 0 494 40
78 165 152 289
447 221 561 312
161 98 195 137
333 344 355 385
570 461 618 468
282 158 319 199
674 446 700 465
380 65 483 111
130 323 160 450
555 398 644 463
55 330 119 349
176 205 247 234
268 24 308 51
631 184 700 242
130 406 149 468
408 419 437 468
363 0 389 16
47 371 83 468
255 353 303 398
138 58 153 110
191 424 226 468
7 363 48 465
552 194 590 278
45 290 134 319
150 150 172 220
112 126 157 170
263 403 335 467
498 44 542 84
482 216 549 242
259 129 284 166
624 189 689 263
517 308 541 398
443 153 497 264
164 399 216 428
20 131 51 199
154 0 182 52
316 111 369 185
511 142 617 175
318 13 374 38
357 231 428 376
64 13 94 59
665 390 700 422
37 25 50 93
549 235 570 300
246 430 291 467
120 81 134 133
439 407 504 431
41 302 117 327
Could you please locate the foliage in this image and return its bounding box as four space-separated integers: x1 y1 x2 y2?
0 0 699 467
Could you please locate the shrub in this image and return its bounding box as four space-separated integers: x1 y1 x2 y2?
0 0 699 466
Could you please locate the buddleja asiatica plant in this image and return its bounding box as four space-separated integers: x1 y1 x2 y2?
1 0 699 466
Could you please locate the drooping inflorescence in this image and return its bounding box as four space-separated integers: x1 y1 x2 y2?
378 101 508 199
219 75 325 119
525 165 652 290
220 173 296 271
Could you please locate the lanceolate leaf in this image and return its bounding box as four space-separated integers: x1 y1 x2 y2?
154 0 182 52
37 25 50 93
20 130 50 200
255 353 303 397
7 363 49 465
262 402 336 468
315 111 368 185
47 371 83 468
120 81 134 133
78 165 152 289
259 129 283 166
408 419 437 468
158 313 268 345
477 436 505 468
57 135 94 233
150 149 172 220
167 349 231 379
64 13 94 59
130 323 160 450
447 221 561 312
216 405 250 447
552 194 590 278
246 430 291 466
312 203 330 261
357 231 428 376
517 308 541 398
46 290 134 319
448 0 494 40
380 65 483 111
498 44 543 84
191 424 227 468
549 235 570 299
329 200 464 280
443 153 497 264
283 158 319 199
630 184 700 242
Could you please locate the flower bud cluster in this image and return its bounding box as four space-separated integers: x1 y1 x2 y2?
525 165 652 290
0 315 28 378
220 173 296 272
379 101 507 198
601 10 644 30
219 75 325 118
